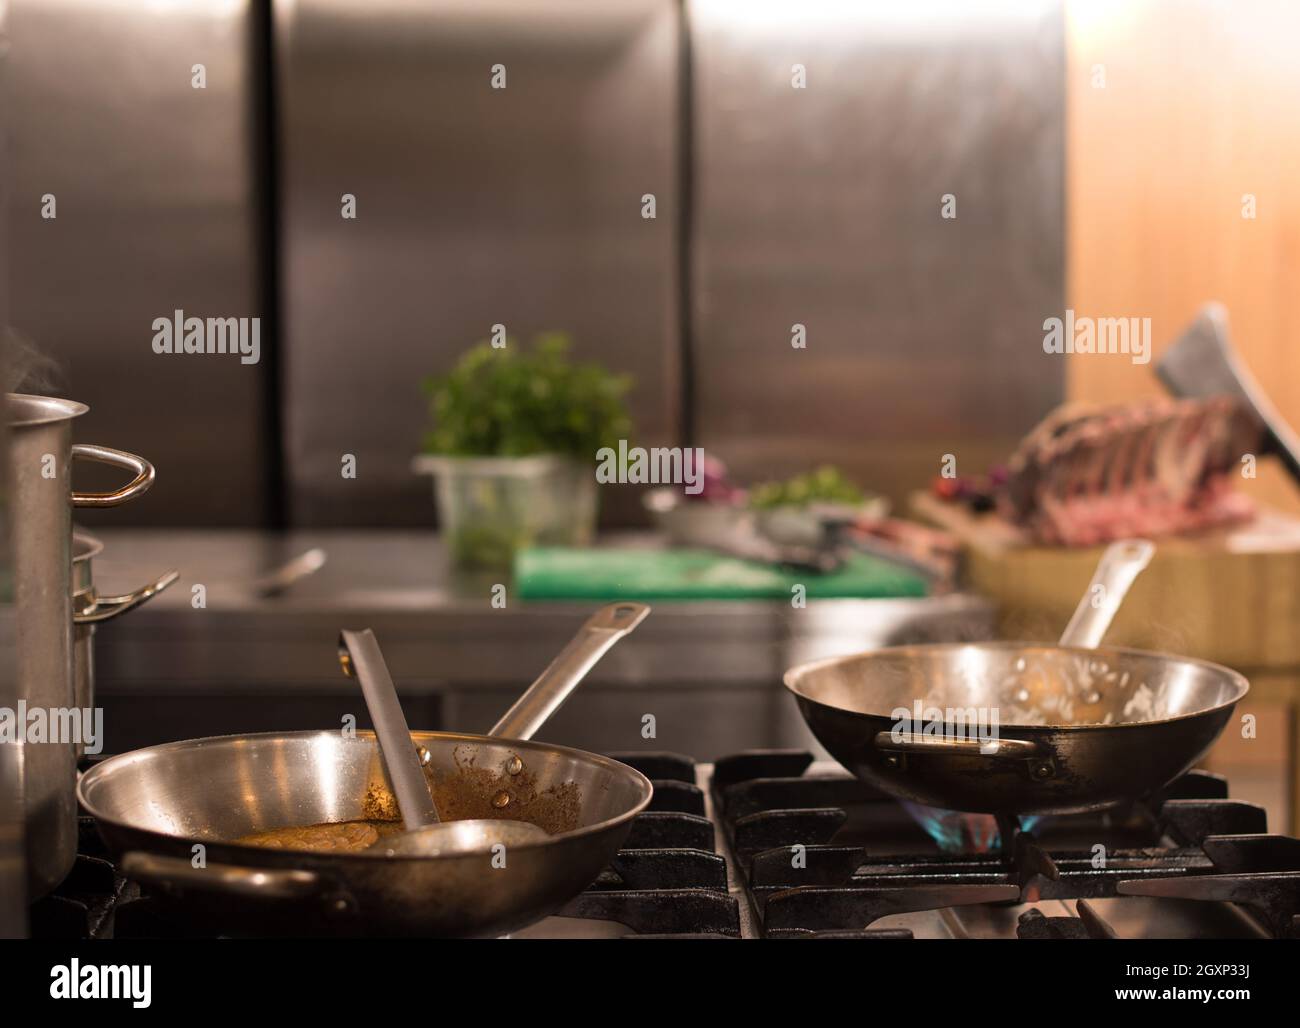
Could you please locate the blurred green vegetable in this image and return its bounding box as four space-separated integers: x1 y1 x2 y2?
421 333 633 458
748 465 865 510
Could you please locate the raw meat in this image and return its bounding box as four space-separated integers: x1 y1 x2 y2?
1000 398 1261 546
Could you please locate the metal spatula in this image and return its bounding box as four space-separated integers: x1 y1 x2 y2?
1157 303 1300 484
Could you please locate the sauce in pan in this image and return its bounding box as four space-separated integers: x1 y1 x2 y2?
235 749 584 854
236 819 403 853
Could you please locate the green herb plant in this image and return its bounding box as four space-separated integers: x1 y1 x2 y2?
748 465 865 510
420 333 633 570
421 332 632 458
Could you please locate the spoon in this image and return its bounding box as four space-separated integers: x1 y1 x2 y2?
341 631 541 856
254 547 327 597
373 817 549 857
340 602 650 857
338 628 441 830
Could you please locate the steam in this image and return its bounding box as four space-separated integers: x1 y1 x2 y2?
3 327 62 394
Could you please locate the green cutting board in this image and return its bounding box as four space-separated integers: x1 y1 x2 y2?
515 547 928 601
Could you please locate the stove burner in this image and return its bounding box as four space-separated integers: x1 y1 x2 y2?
899 802 1042 854
1017 900 1117 939
709 749 1298 939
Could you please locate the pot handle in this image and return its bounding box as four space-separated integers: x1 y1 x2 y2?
70 444 155 508
873 731 1042 760
75 569 180 624
120 851 326 902
489 602 650 741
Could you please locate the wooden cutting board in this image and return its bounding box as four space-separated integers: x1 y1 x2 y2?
911 491 1300 668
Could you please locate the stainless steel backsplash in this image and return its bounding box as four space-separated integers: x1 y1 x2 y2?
6 0 269 526
276 0 680 526
691 0 1065 505
6 0 1065 526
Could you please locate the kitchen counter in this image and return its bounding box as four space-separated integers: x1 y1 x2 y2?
84 529 995 755
88 528 994 686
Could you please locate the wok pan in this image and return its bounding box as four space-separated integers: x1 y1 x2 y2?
77 603 653 937
784 541 1249 819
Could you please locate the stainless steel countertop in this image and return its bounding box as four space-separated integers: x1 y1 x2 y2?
86 529 996 692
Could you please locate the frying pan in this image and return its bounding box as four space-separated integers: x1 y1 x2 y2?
76 603 653 937
785 541 1249 820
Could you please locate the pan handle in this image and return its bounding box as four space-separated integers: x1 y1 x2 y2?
120 851 327 902
1058 539 1155 649
489 602 650 741
70 444 156 507
873 731 1042 760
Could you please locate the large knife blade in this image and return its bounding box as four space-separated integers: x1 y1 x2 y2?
1156 303 1300 485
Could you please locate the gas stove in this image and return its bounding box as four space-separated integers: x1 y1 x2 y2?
35 751 1299 939
703 750 1295 940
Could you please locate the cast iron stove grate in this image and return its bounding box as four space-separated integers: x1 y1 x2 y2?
708 749 1300 939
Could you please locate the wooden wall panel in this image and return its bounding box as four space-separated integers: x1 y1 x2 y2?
1066 0 1300 513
